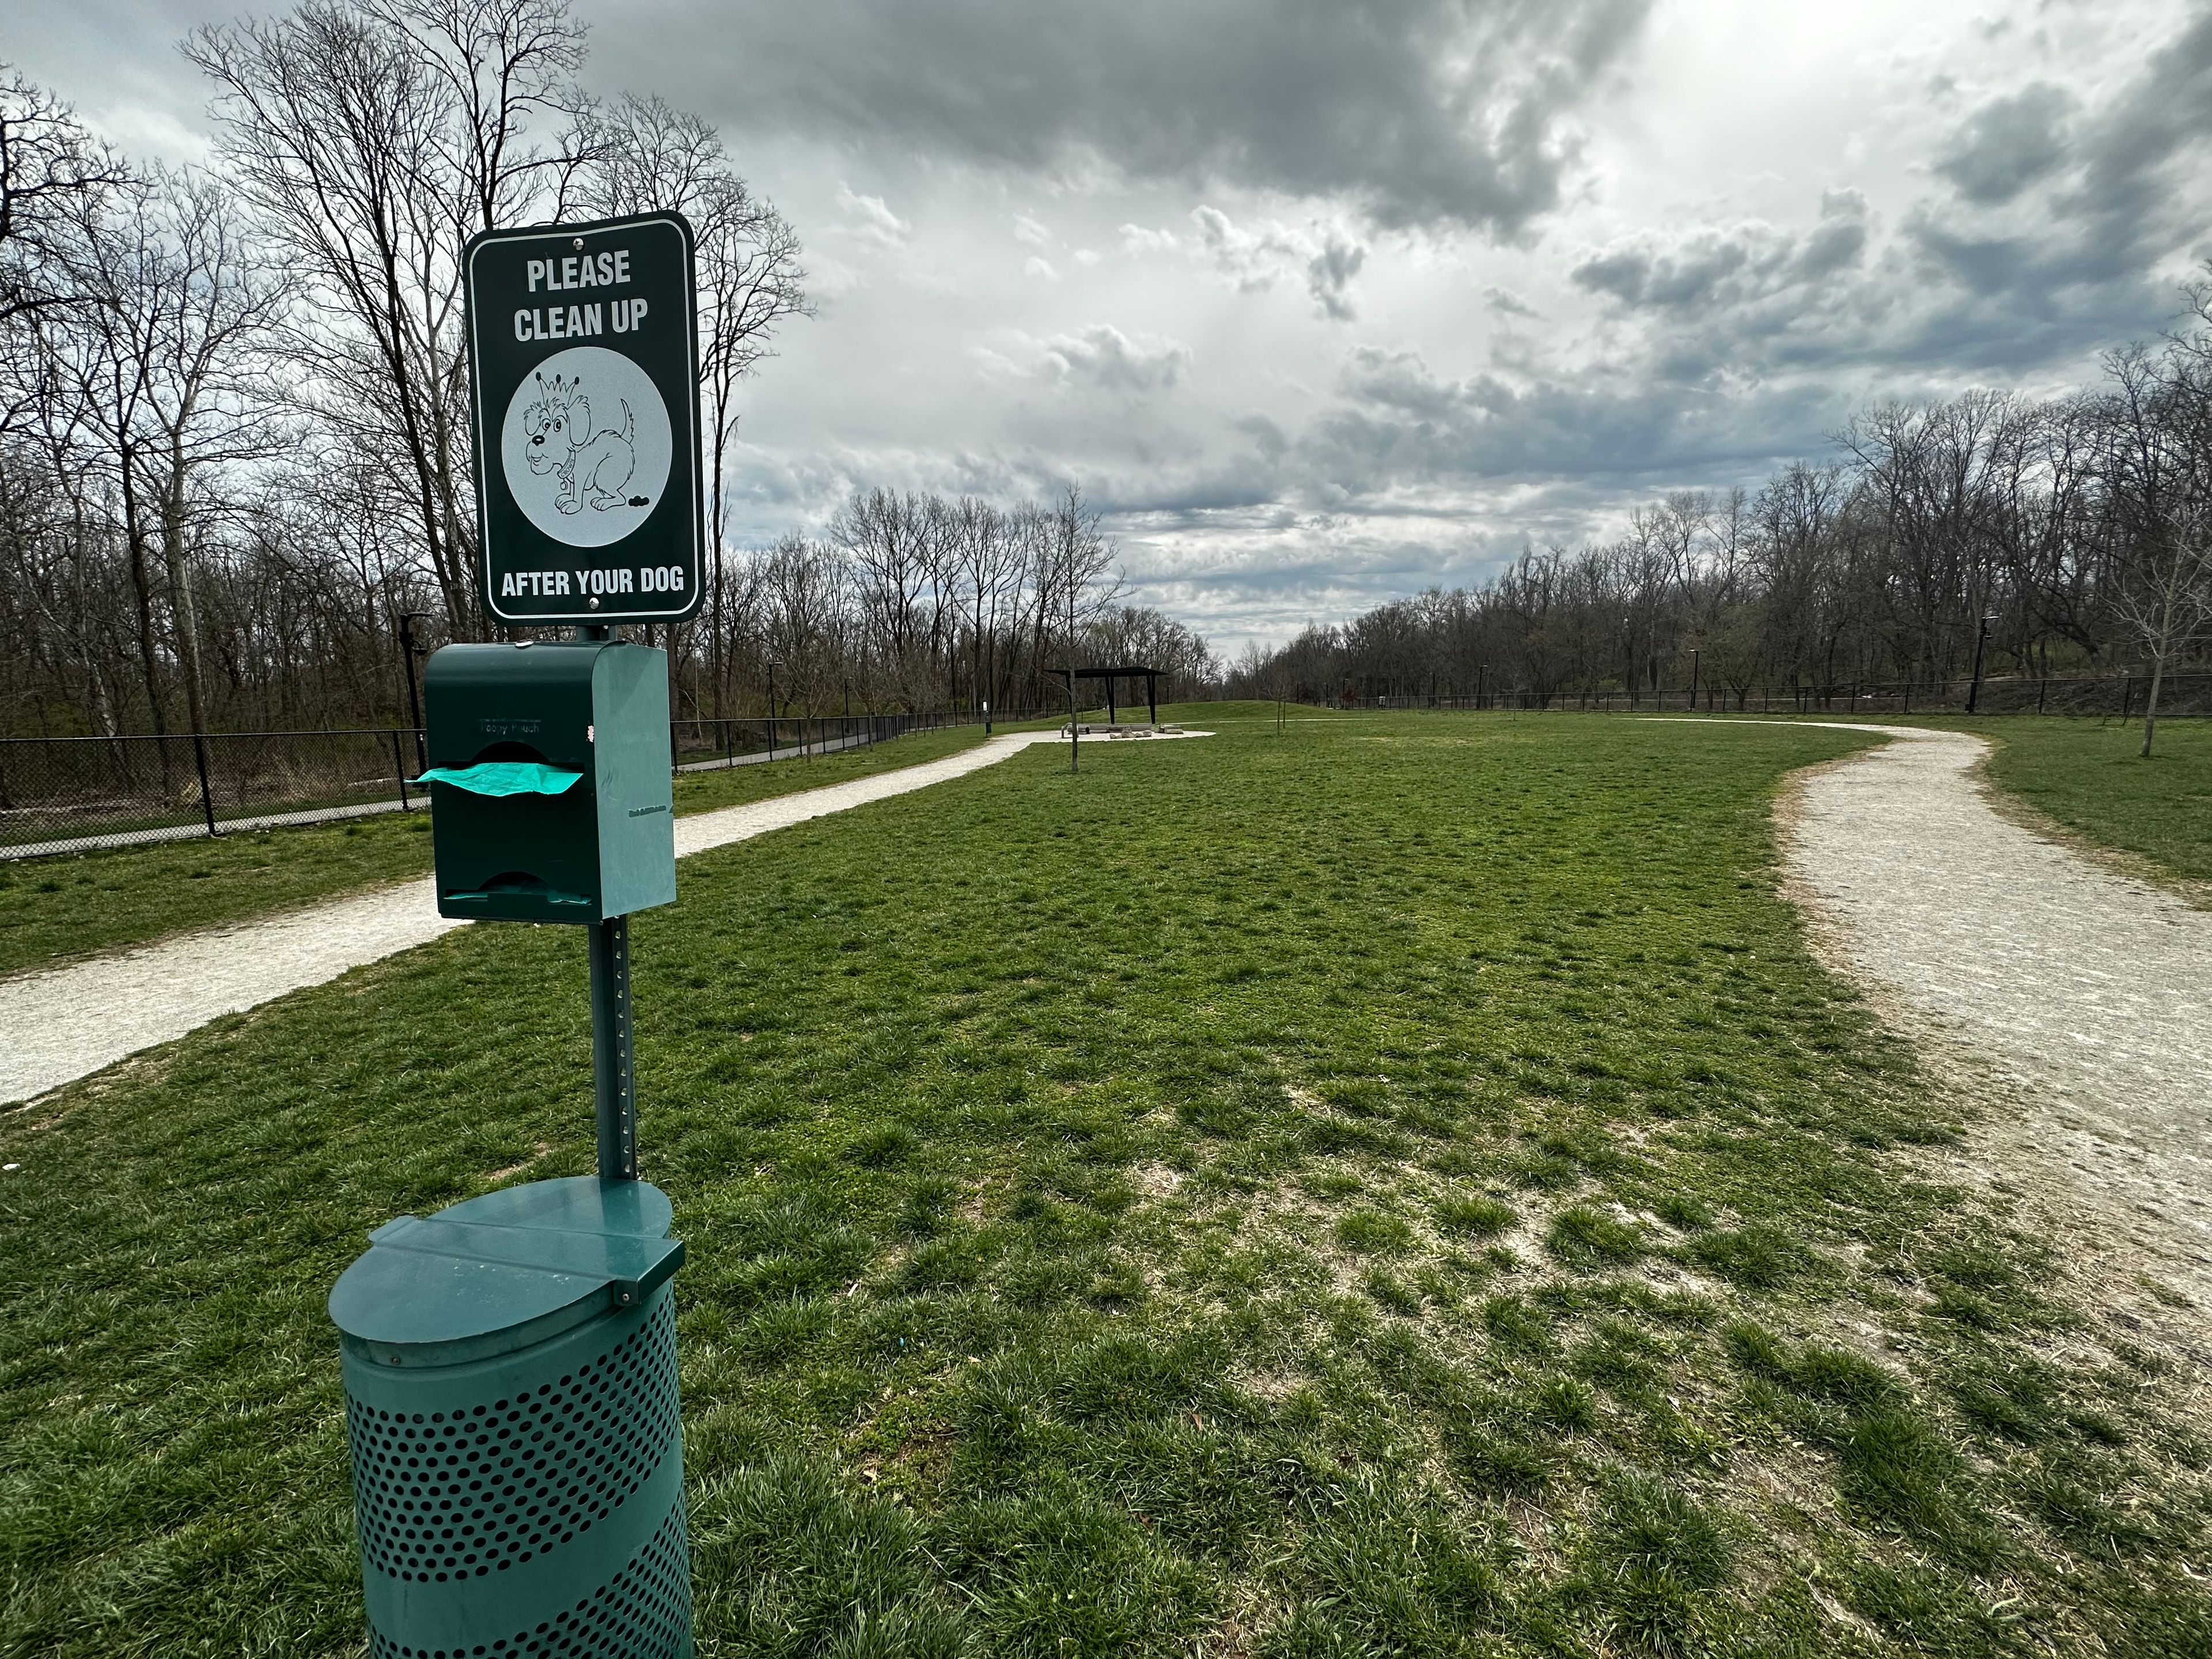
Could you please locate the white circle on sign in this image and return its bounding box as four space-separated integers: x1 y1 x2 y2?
501 345 671 549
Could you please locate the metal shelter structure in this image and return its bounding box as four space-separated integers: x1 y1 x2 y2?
1062 664 1163 727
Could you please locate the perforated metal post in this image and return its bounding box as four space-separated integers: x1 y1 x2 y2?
590 915 638 1181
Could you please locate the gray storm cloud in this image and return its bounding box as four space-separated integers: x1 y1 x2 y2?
1936 83 2074 204
600 0 1654 232
15 0 2211 653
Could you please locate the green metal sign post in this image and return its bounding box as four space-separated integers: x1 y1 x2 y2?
326 211 702 1659
590 911 639 1181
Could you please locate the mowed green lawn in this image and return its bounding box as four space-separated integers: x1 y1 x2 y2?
0 725 991 979
1975 718 2212 888
2 710 2207 1658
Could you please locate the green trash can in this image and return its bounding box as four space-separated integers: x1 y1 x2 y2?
329 1176 691 1658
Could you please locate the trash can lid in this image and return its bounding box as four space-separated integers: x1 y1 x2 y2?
329 1176 683 1364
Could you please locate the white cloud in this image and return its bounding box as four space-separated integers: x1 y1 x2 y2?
1120 222 1180 255
978 325 1194 393
1041 325 1192 392
1149 204 1372 319
835 183 909 243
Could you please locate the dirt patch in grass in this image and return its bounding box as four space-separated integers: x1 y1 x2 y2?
481 1141 558 1184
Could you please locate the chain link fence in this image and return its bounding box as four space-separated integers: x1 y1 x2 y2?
670 711 964 770
0 729 425 859
1 710 1013 860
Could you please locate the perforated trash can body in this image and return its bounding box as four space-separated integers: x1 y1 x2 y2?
329 1177 692 1658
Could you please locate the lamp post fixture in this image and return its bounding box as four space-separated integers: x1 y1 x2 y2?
1689 647 1701 714
765 658 781 757
1967 611 1998 714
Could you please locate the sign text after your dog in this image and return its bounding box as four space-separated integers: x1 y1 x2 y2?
466 211 703 626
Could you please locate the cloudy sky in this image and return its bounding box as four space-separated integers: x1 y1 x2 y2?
16 1 2212 652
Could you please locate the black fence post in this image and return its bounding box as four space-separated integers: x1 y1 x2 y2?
192 730 219 838
393 729 412 811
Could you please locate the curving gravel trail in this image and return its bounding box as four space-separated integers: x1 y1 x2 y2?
0 731 1064 1105
1778 723 2212 1267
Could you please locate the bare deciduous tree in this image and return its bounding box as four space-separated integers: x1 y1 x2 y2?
0 66 128 335
2105 339 2212 755
185 0 588 630
569 92 808 714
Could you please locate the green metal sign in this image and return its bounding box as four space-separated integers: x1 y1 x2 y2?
465 211 703 627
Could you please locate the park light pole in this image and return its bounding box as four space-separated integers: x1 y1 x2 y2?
765 657 781 757
1967 610 1998 714
1689 647 1701 714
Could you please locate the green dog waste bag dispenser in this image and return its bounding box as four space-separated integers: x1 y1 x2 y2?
417 639 676 925
329 635 693 1657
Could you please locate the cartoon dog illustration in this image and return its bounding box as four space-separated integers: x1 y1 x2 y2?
520 372 653 515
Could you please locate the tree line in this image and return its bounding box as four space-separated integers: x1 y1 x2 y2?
685 487 1217 724
0 2 1213 740
1232 299 2212 752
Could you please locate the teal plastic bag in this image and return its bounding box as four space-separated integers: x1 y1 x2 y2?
416 762 582 797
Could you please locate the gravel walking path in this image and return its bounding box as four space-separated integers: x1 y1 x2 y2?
1778 723 2212 1273
1 732 1060 1105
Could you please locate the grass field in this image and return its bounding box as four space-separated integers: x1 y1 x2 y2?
0 725 990 979
3 708 2207 1657
1971 718 2212 888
